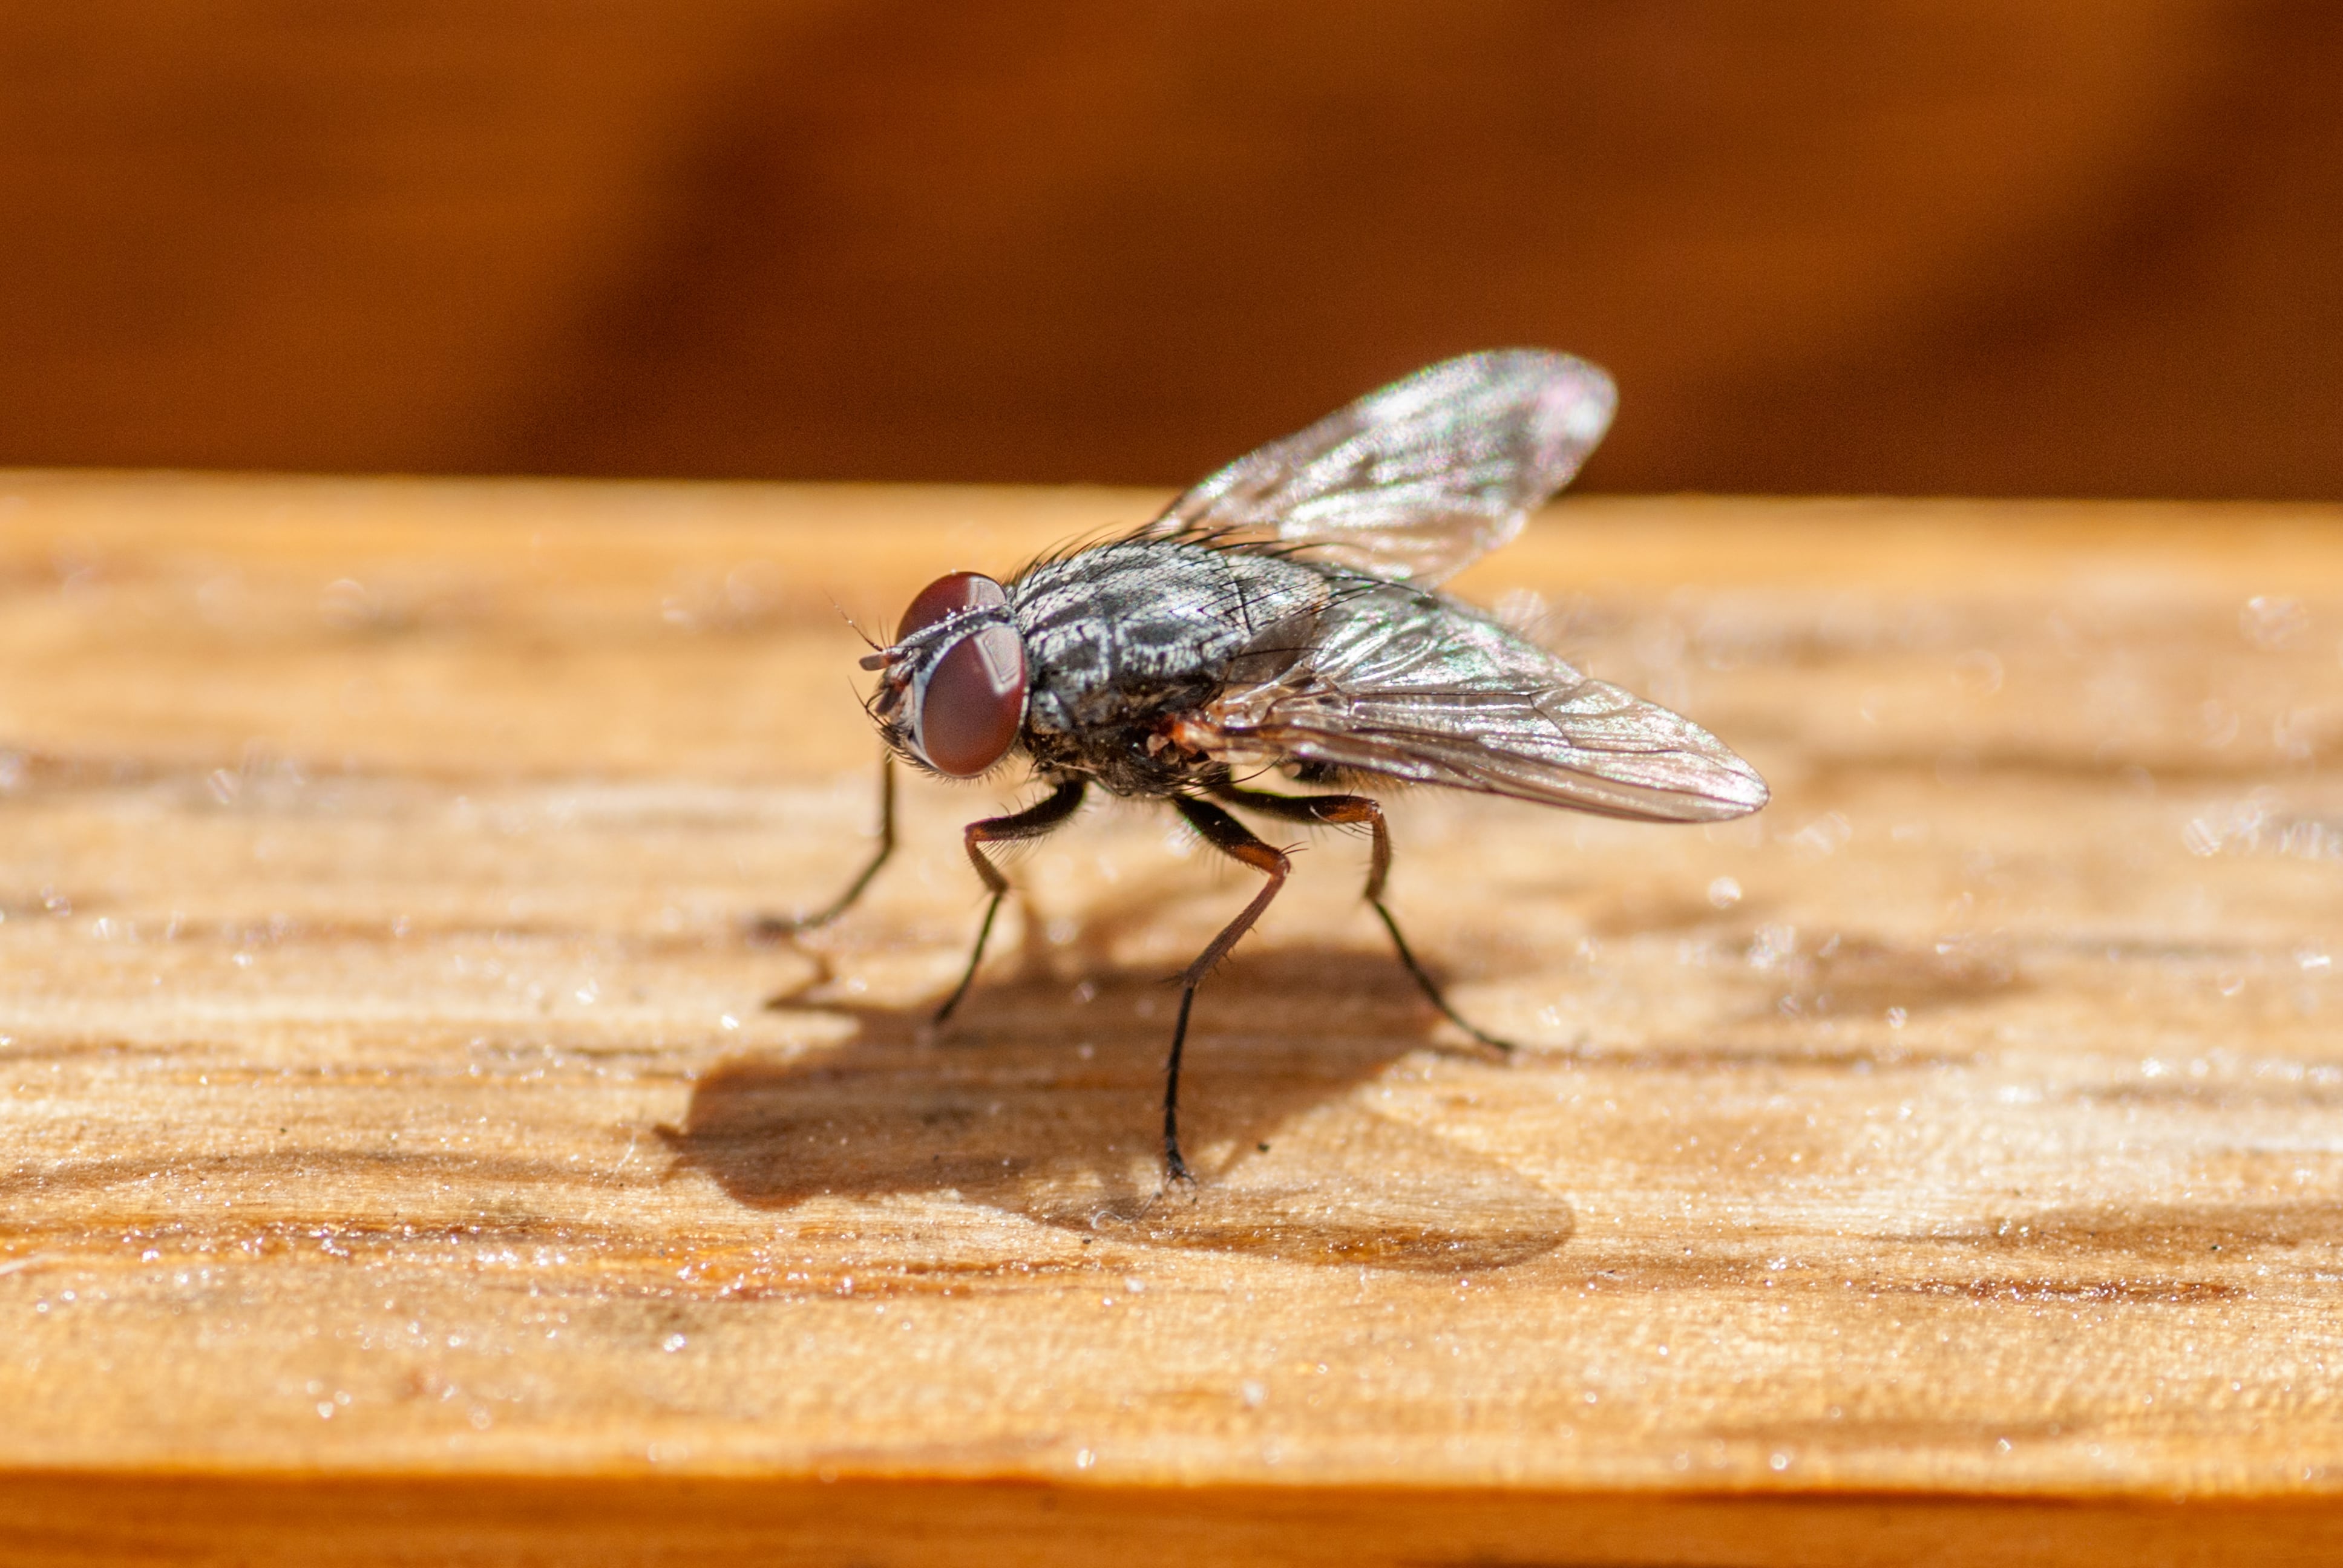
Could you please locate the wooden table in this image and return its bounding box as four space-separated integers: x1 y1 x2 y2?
1 475 2338 1564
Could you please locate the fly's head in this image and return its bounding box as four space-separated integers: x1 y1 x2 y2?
861 572 1030 779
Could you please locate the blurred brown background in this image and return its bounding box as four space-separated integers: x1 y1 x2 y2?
3 1 2339 498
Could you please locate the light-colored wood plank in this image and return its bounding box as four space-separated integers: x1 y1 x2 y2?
1 474 2339 1563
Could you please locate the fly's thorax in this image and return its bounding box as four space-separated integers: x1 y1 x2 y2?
866 572 1030 778
1011 544 1331 737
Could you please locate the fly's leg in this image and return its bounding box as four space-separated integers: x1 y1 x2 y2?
934 778 1087 1024
1210 781 1514 1054
1162 797 1293 1183
759 754 897 937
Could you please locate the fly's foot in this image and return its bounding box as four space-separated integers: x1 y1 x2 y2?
1145 1157 1202 1207
1432 1007 1518 1059
1430 1030 1517 1065
919 1009 992 1049
746 912 801 944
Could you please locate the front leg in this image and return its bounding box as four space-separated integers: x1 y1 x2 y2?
1209 780 1513 1053
932 777 1087 1023
759 754 896 936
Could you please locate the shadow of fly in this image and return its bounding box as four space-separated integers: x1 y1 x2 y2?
784 350 1768 1183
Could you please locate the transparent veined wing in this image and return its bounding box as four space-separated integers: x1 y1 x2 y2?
1134 349 1616 587
1210 580 1768 823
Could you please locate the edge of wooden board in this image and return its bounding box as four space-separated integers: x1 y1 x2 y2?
6 1472 2343 1568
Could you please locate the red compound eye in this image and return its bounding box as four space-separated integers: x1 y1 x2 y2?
897 572 1008 642
914 622 1027 777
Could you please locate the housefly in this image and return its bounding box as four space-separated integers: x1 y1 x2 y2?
787 350 1768 1181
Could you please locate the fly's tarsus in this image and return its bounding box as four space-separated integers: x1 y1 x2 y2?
1161 986 1200 1186
1369 900 1516 1057
759 756 897 938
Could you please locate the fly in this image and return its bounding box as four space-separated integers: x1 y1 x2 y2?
784 350 1768 1182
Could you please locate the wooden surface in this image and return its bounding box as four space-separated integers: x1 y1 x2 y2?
1 474 2339 1564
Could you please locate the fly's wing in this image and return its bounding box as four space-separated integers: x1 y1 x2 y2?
1211 583 1768 823
1134 350 1615 587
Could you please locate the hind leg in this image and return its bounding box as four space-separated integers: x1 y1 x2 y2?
1209 780 1514 1053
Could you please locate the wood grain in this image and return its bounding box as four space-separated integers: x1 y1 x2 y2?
1 474 2339 1564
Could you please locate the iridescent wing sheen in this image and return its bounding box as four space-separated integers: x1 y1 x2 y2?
1133 350 1616 587
1210 580 1769 823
